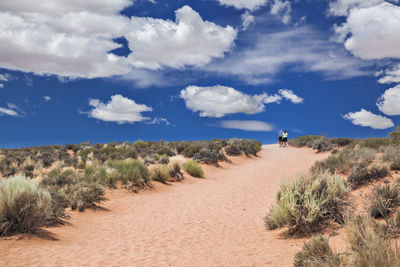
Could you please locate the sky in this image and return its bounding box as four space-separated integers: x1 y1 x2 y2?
1 0 400 148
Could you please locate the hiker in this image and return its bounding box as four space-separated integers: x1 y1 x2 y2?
278 129 283 147
282 130 288 147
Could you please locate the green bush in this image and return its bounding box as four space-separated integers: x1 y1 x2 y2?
169 162 184 182
150 164 171 183
84 166 108 184
183 160 204 178
0 176 52 236
294 235 337 267
225 143 242 156
312 137 332 153
66 182 106 212
193 148 229 165
267 171 348 235
183 142 204 158
108 159 150 186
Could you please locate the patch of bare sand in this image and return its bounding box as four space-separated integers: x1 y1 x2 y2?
0 145 329 267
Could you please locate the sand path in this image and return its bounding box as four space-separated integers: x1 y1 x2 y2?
0 145 329 267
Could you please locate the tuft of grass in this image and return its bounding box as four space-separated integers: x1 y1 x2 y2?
183 160 204 178
294 235 337 267
294 216 400 267
150 164 171 183
266 171 348 235
369 183 400 218
0 176 52 236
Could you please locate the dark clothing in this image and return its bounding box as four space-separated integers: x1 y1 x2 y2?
282 137 288 142
278 137 283 142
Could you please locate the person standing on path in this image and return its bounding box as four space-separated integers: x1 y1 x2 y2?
278 129 283 147
282 130 288 147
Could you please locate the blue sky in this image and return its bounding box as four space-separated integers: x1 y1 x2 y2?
1 0 400 148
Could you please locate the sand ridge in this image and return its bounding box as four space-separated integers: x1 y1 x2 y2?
0 145 329 267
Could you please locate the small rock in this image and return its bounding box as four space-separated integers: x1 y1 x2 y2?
384 179 390 184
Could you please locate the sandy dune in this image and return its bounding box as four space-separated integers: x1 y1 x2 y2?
0 145 329 267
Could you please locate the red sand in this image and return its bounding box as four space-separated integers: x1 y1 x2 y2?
0 145 329 267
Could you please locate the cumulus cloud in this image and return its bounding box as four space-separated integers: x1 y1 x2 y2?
343 108 394 129
180 85 272 118
0 3 236 82
241 11 255 30
278 89 303 103
44 96 51 101
124 6 237 70
217 0 268 10
88 94 153 124
328 0 384 16
378 64 400 84
270 0 291 24
334 2 400 60
219 120 273 131
207 27 369 84
179 85 301 118
376 84 400 115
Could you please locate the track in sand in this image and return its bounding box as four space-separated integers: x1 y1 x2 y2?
0 145 329 267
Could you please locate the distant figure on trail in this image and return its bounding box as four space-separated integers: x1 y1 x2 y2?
282 130 288 147
278 129 283 147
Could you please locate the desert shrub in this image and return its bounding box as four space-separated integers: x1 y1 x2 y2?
239 139 262 156
44 185 70 220
225 143 242 156
369 184 400 218
183 160 204 178
288 135 322 148
312 137 332 152
183 142 204 158
381 145 400 170
267 171 348 235
193 148 229 165
348 164 389 189
66 182 106 212
150 164 171 183
311 146 376 175
359 138 392 149
84 166 108 184
295 216 400 267
0 176 52 236
342 215 400 266
108 159 150 187
329 138 355 147
169 162 184 182
40 169 76 187
294 235 337 267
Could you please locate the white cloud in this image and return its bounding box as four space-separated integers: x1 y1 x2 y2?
0 84 3 88
0 103 19 116
146 117 170 125
343 108 394 129
0 73 10 81
334 3 400 60
241 11 255 30
44 96 51 101
328 0 384 16
125 6 237 70
217 0 268 11
207 27 368 84
179 85 301 118
278 89 303 103
378 64 400 84
88 94 153 124
219 120 273 131
270 0 291 24
180 85 272 118
0 3 237 82
376 84 400 116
